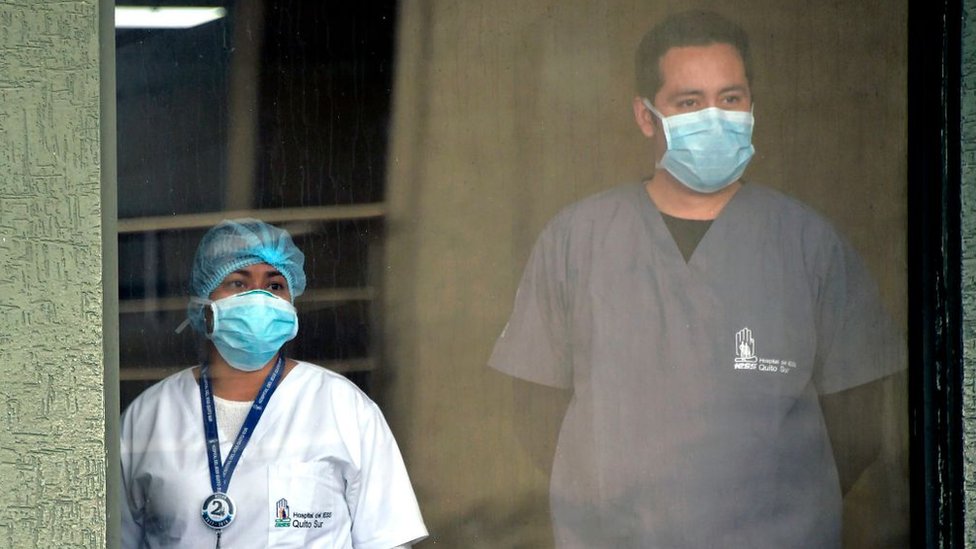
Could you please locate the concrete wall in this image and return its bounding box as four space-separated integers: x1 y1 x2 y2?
383 0 907 546
0 1 115 547
962 1 976 546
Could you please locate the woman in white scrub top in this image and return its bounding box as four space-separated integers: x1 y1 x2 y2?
121 219 428 549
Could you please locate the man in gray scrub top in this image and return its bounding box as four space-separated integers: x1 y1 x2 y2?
489 10 905 548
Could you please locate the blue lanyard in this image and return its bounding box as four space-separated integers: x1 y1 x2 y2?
199 355 285 494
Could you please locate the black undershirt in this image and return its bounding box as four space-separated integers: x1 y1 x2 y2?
660 213 713 262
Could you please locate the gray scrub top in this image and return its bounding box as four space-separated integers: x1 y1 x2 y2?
489 182 904 548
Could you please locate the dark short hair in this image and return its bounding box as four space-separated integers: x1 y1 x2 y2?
635 11 752 99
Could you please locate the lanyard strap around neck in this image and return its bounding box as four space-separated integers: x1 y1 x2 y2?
199 355 285 493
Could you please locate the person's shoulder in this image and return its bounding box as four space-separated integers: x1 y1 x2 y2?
287 362 393 429
541 182 645 237
290 361 377 407
121 367 196 426
741 183 856 271
125 367 194 408
742 183 842 237
554 182 643 220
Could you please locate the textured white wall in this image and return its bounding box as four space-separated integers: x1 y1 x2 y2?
962 1 976 546
0 1 112 546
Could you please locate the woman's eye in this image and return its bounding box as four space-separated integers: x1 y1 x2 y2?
268 282 284 291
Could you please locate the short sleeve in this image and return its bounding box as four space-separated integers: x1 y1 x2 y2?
346 400 428 549
812 233 906 394
488 215 574 389
120 407 147 548
120 459 143 547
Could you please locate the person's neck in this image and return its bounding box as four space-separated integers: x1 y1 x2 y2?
645 172 742 220
204 350 286 402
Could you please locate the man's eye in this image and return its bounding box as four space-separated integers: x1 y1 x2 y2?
723 96 741 104
678 99 697 108
269 282 284 291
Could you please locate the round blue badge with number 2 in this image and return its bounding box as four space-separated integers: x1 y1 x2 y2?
201 492 236 530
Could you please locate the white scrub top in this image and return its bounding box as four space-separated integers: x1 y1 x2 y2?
121 361 428 549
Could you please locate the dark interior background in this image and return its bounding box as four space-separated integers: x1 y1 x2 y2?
116 0 397 408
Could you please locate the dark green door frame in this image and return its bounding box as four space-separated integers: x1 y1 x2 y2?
908 0 964 546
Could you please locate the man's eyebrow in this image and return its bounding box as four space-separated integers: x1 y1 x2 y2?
666 89 705 99
718 85 750 94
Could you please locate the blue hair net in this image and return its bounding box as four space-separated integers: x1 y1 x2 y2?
185 218 306 333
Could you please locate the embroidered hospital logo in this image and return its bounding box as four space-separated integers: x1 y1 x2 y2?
732 327 798 375
273 497 332 529
734 327 758 364
275 498 291 528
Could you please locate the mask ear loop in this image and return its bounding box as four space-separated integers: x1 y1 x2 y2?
641 98 662 119
175 297 214 334
641 98 671 137
641 98 671 173
175 319 192 334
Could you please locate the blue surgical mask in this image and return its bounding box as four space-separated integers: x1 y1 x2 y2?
199 289 299 372
643 99 755 193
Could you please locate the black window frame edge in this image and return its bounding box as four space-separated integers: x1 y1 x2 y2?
908 0 965 547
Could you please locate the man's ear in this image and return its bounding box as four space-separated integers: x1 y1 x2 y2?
633 96 656 138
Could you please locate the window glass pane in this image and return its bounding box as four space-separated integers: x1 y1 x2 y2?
116 3 425 547
118 2 908 547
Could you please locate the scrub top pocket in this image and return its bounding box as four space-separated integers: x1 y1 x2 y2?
267 461 351 548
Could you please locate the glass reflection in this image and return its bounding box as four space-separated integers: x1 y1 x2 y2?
118 2 909 547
